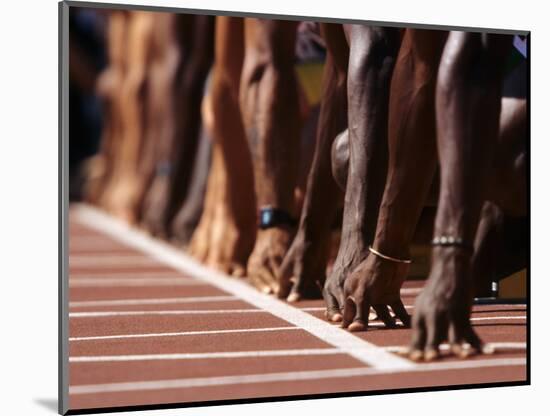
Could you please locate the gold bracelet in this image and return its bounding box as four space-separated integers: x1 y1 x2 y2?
368 246 412 264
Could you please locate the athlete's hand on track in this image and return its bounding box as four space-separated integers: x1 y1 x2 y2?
340 254 411 331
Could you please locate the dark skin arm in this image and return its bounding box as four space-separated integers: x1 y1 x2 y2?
141 15 215 237
278 23 349 301
187 16 256 276
324 25 402 323
408 32 512 360
239 19 301 294
340 29 447 331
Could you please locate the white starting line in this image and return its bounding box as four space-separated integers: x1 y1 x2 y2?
69 255 163 267
70 348 344 362
72 205 413 370
68 307 526 322
69 346 527 363
71 205 528 378
69 295 239 308
69 357 526 395
69 277 206 287
69 309 264 317
69 326 301 342
69 271 187 279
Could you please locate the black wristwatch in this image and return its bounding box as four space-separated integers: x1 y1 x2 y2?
258 206 298 229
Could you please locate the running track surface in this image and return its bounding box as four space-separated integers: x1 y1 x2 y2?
67 205 527 412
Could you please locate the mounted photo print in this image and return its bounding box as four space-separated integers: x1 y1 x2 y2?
59 0 529 414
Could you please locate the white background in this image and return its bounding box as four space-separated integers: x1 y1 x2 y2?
0 0 547 414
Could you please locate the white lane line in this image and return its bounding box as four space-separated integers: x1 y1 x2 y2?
400 288 422 296
73 205 413 370
70 236 122 245
70 348 342 362
69 296 238 308
69 327 301 342
69 272 186 279
70 256 161 267
69 277 205 287
299 306 415 313
69 309 262 318
303 305 527 312
69 342 527 360
69 357 526 395
69 308 526 322
471 316 526 322
385 342 527 353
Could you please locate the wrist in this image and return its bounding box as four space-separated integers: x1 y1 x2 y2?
258 206 297 230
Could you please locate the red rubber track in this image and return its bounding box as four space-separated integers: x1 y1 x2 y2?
67 209 527 411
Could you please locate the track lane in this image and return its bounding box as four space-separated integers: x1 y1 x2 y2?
67 205 528 412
